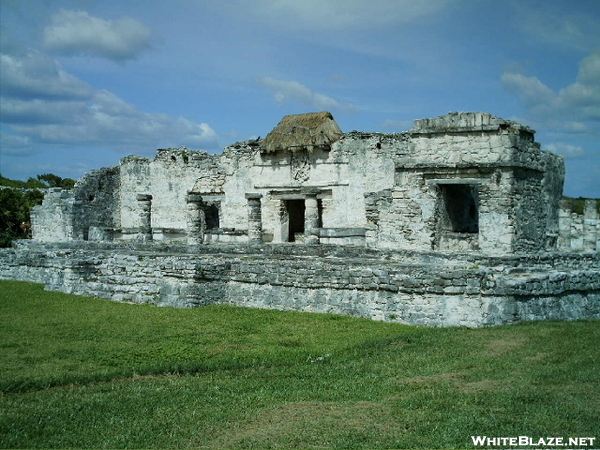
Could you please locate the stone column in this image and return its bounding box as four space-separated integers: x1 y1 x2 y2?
245 193 263 244
136 194 153 242
583 199 598 251
303 188 320 245
557 199 572 251
186 192 205 245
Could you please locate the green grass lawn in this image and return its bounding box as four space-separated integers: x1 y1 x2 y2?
1 280 598 449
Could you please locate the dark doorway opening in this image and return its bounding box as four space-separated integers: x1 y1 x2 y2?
285 200 305 242
204 203 220 230
317 199 323 228
440 184 479 233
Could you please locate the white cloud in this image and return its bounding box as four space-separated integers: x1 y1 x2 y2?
502 51 600 129
501 72 555 108
258 76 354 112
545 143 585 159
10 90 218 149
0 132 33 156
0 50 219 153
0 51 92 100
559 52 600 111
43 10 152 62
0 98 87 124
548 120 590 134
514 2 600 52
209 0 455 31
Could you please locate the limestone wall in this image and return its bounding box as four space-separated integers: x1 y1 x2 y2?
26 112 572 255
30 189 85 242
244 136 397 243
395 113 565 254
74 166 121 238
511 168 546 251
558 199 600 251
119 149 224 233
372 176 436 251
12 111 599 329
410 112 535 168
219 142 257 231
1 242 598 327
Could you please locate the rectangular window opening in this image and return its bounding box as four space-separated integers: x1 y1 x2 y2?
440 184 479 233
203 203 220 230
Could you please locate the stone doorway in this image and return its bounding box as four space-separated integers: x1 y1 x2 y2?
285 199 305 242
436 183 479 251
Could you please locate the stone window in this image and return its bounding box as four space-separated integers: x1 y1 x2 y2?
439 184 479 233
203 203 220 230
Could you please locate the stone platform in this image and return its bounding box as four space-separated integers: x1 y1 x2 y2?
1 241 598 327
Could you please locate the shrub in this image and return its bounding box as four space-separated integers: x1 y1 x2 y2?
0 188 44 247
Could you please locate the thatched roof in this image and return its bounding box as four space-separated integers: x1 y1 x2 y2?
261 112 343 153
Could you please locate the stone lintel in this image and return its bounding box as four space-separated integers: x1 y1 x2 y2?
197 192 224 199
254 181 349 189
136 194 153 202
426 178 490 186
245 193 263 200
186 193 204 203
269 190 333 200
301 187 321 196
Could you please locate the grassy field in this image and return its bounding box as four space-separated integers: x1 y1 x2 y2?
1 280 598 449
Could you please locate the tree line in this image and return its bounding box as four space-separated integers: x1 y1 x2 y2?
0 174 76 247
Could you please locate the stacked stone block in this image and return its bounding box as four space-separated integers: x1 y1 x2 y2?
7 112 598 327
30 188 85 242
1 242 598 327
583 199 599 251
558 199 600 252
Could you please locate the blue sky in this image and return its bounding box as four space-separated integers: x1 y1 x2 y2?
1 0 599 197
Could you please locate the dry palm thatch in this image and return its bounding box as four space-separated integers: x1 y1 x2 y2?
261 112 343 154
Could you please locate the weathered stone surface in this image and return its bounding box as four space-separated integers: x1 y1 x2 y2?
4 111 599 327
558 199 600 252
30 188 85 242
1 242 598 327
27 111 573 254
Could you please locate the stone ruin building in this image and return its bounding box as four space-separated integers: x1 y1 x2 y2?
1 112 598 326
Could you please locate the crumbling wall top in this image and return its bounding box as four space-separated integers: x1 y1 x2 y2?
155 146 213 164
119 147 221 169
413 112 535 136
120 155 151 165
223 139 261 157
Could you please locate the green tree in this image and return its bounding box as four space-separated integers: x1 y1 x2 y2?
0 175 46 189
0 173 74 247
37 173 76 189
0 173 76 190
0 189 44 247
